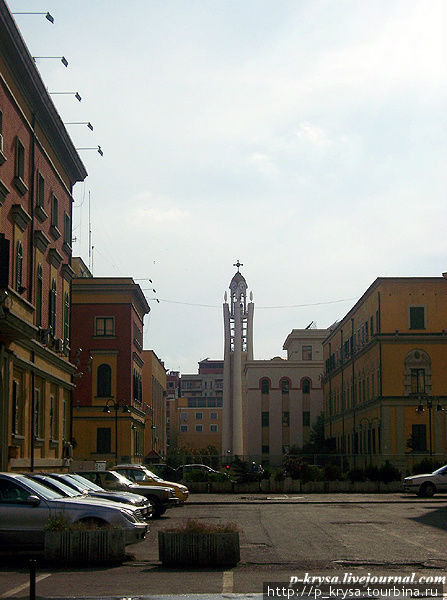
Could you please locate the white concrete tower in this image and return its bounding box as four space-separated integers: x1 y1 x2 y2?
222 261 254 457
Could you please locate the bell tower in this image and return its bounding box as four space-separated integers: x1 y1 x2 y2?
222 261 254 456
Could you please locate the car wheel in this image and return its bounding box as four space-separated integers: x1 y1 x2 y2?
149 498 166 518
418 482 436 498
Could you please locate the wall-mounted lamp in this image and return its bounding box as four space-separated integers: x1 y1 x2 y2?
12 12 54 23
64 122 94 131
33 56 68 67
76 145 103 156
50 91 81 102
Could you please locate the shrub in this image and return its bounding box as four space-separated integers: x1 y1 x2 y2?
364 465 380 482
412 458 443 475
163 519 239 534
378 461 400 483
283 457 303 480
273 469 285 482
347 468 366 483
324 464 342 481
301 464 323 483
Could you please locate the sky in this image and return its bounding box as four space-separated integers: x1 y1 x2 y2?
8 0 447 373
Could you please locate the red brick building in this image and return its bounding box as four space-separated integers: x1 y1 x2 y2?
0 3 87 471
70 273 150 464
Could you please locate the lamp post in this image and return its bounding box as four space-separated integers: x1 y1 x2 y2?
64 122 94 131
76 145 103 156
49 91 82 102
415 395 444 456
12 12 54 23
33 56 68 67
103 399 130 464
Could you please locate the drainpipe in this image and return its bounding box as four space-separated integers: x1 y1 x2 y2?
28 114 36 305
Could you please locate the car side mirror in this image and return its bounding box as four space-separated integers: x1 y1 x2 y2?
26 495 41 506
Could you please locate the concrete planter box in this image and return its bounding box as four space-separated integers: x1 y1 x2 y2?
44 529 125 563
158 531 240 567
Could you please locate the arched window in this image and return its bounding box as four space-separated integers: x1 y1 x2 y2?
63 292 70 342
302 378 311 394
49 278 57 333
15 241 23 292
261 378 270 394
281 378 290 394
36 264 43 327
404 349 431 396
97 364 112 397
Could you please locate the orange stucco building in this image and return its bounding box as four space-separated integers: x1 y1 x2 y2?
323 276 447 470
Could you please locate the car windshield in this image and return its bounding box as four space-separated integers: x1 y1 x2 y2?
69 474 104 491
141 468 163 482
109 471 134 485
52 475 87 494
432 465 447 475
33 476 80 498
18 475 65 500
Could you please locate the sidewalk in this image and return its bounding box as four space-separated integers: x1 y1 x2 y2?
187 492 446 504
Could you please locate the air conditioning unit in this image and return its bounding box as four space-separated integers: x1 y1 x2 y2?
55 338 64 353
62 442 73 459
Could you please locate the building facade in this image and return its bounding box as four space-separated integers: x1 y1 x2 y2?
70 276 150 465
323 277 447 468
245 328 326 465
142 349 167 460
0 4 87 471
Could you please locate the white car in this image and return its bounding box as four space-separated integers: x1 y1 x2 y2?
403 465 447 497
0 473 147 551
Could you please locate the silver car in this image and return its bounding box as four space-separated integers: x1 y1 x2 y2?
0 473 147 551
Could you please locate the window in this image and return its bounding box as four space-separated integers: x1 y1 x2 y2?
49 279 57 333
15 241 23 292
49 395 55 440
411 368 425 394
261 411 269 427
210 412 218 420
216 398 223 407
180 425 188 432
282 411 290 426
303 411 310 427
281 379 290 394
302 345 312 360
95 317 114 336
207 398 217 407
63 292 70 342
210 424 218 432
97 428 111 453
12 380 19 435
195 412 203 420
64 213 71 245
0 479 30 503
411 424 427 452
97 364 112 397
410 306 425 330
15 138 25 180
51 195 58 228
262 445 269 454
302 378 311 394
36 172 45 207
187 399 197 408
180 412 188 421
261 379 270 394
195 425 203 432
36 264 43 327
33 388 42 439
197 398 206 407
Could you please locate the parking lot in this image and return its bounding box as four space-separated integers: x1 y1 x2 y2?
1 494 446 599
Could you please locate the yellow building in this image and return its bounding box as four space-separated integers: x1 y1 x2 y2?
323 276 447 470
71 274 150 465
142 350 167 460
170 396 222 452
0 5 87 471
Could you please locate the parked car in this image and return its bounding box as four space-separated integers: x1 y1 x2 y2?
0 472 147 551
177 464 230 481
78 470 178 517
27 473 153 521
114 464 189 502
403 465 447 497
146 463 180 481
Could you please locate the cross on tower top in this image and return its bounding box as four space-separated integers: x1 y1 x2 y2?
233 260 243 272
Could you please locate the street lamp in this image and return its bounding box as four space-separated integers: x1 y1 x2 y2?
12 11 55 23
76 145 103 156
64 121 94 131
103 399 130 464
49 91 82 102
415 395 444 456
33 56 68 67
